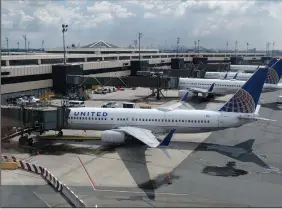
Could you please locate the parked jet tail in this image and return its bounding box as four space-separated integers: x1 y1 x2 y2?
218 67 268 113
265 58 282 84
267 58 278 68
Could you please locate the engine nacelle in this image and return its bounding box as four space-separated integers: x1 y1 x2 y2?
101 130 125 144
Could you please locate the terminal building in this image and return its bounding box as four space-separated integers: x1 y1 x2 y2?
1 40 269 104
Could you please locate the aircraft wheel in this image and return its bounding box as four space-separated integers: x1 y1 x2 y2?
28 138 33 146
19 137 25 145
58 131 63 137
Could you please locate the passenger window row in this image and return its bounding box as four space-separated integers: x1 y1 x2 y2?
130 118 210 123
181 82 240 87
69 117 210 123
69 117 107 120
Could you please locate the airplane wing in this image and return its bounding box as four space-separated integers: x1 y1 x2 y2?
157 91 189 112
113 126 175 148
187 83 215 94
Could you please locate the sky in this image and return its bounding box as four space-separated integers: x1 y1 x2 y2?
2 0 282 50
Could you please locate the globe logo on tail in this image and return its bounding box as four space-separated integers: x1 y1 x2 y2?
220 89 255 113
265 67 279 84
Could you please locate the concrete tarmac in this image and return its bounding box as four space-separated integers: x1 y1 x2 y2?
1 169 70 207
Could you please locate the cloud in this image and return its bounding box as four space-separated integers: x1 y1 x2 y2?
2 0 282 50
87 1 135 18
144 12 158 19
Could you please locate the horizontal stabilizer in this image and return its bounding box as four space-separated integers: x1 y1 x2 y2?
238 115 276 122
254 104 261 115
253 117 277 122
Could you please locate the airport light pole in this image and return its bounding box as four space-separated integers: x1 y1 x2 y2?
272 42 275 56
194 41 197 53
246 42 249 54
138 32 143 61
234 41 238 56
267 42 270 55
28 41 30 51
197 40 200 56
6 37 9 54
176 37 180 57
42 40 44 51
225 41 228 57
62 24 68 65
17 41 19 51
23 34 27 54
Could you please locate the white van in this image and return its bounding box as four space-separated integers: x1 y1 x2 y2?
69 100 85 107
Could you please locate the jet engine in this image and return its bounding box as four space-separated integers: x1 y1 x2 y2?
101 130 125 144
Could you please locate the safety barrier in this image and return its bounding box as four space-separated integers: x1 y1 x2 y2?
62 184 86 208
1 155 86 207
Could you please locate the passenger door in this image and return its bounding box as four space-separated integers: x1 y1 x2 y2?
218 114 225 128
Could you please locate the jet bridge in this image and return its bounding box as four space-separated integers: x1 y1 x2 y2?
1 105 69 143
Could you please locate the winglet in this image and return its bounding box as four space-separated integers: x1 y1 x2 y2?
160 129 176 146
180 91 189 104
208 83 215 93
223 73 228 79
233 72 238 79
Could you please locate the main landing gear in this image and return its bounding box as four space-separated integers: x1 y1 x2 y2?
57 130 63 137
18 134 34 146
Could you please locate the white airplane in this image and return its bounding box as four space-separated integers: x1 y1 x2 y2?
230 64 265 72
64 67 272 149
178 59 282 99
205 58 278 80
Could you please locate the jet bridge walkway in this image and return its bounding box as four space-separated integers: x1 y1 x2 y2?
1 105 69 144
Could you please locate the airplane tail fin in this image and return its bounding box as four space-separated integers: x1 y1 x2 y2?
233 72 238 79
265 58 282 84
218 67 268 113
267 58 278 67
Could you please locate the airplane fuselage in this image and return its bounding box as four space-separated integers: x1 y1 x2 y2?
66 107 254 134
178 78 281 95
230 65 265 72
205 72 253 81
